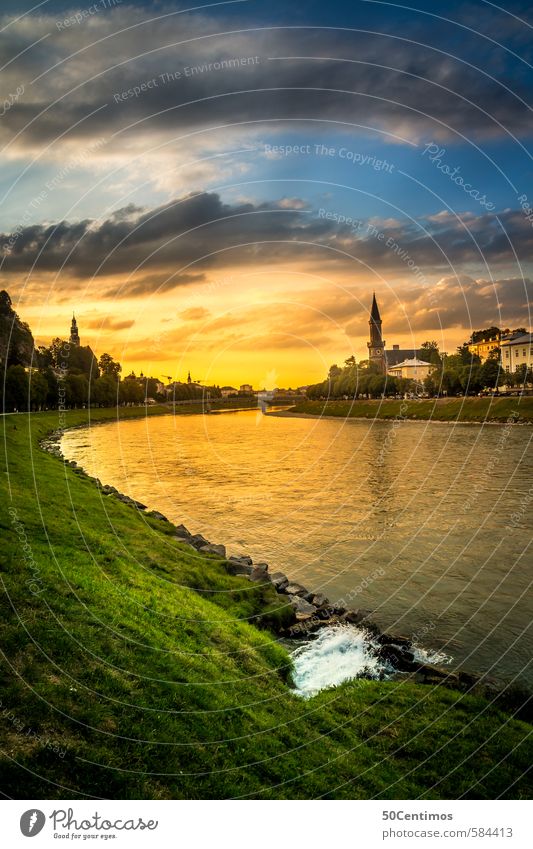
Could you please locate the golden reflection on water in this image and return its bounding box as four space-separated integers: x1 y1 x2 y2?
61 410 533 684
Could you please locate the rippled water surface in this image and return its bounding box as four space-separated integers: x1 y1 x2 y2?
61 410 533 685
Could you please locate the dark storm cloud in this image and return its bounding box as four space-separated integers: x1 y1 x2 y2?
0 192 321 283
0 6 531 152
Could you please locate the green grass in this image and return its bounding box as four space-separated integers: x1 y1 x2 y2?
288 396 533 423
0 407 531 799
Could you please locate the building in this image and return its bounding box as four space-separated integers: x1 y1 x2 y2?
467 329 525 363
387 357 434 381
500 332 533 373
367 293 386 373
385 343 428 367
468 335 500 362
220 386 238 397
69 314 80 346
240 383 253 394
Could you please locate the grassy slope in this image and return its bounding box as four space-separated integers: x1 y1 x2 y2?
0 407 531 799
289 396 533 423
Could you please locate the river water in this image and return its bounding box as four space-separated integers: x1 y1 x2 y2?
61 410 533 687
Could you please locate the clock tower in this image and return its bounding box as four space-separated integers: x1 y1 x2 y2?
69 313 80 346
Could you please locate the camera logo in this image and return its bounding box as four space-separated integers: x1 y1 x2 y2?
20 810 46 837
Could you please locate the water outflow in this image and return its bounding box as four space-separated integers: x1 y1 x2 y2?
291 625 452 697
291 626 387 697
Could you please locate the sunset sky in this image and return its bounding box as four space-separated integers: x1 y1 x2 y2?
1 0 532 386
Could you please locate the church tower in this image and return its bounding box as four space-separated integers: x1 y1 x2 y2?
69 313 80 346
367 293 386 373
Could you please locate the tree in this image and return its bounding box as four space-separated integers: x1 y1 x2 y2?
439 367 462 395
48 337 69 370
328 364 342 380
98 353 121 379
513 363 533 387
456 344 481 366
29 371 48 410
46 338 99 377
469 327 500 343
92 374 119 407
144 377 162 400
459 364 482 395
367 374 387 397
66 374 89 408
424 369 439 396
119 378 144 405
42 367 58 408
480 357 502 391
36 345 54 369
419 341 442 366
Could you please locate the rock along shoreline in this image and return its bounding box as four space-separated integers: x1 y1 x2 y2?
40 426 532 718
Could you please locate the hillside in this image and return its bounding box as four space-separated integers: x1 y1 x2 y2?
0 290 35 367
0 407 531 799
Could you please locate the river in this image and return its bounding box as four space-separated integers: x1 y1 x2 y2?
61 409 533 687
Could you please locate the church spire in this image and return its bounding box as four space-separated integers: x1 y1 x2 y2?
370 292 381 323
367 293 386 373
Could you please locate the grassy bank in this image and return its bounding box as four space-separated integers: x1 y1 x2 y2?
1 407 531 799
287 396 533 423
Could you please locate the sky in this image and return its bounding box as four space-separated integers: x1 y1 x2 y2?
0 0 532 386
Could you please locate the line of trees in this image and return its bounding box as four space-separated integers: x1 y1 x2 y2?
166 382 222 402
2 345 166 413
307 338 532 402
307 342 441 400
1 291 169 413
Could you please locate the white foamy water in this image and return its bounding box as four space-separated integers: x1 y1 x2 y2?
291 626 453 697
291 626 386 697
